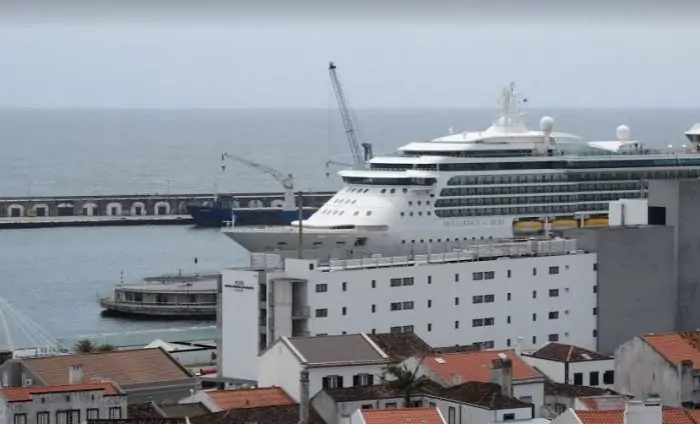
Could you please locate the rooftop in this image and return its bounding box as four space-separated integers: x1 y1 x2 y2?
284 333 387 365
205 387 295 410
189 404 326 424
0 382 121 402
20 347 193 386
157 403 210 418
424 349 542 383
322 380 531 410
360 407 444 424
642 331 700 369
544 381 618 398
577 395 630 411
574 407 699 424
528 342 612 362
368 332 433 362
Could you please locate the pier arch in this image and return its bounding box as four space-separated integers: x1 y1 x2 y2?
154 201 171 215
8 204 24 217
178 201 189 214
270 199 284 208
130 202 146 216
57 202 75 216
82 202 98 216
32 204 49 217
232 200 241 209
248 200 264 208
106 202 122 216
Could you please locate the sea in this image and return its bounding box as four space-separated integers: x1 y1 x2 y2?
0 107 698 350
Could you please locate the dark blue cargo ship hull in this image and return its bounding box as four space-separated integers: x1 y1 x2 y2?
187 204 317 227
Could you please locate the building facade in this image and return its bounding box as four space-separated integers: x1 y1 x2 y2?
219 239 598 381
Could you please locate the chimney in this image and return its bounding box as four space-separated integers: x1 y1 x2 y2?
514 337 523 356
489 357 513 397
452 375 462 386
298 367 309 424
624 397 662 424
68 364 84 384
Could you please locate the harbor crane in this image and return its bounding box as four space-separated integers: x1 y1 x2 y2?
221 153 296 210
327 61 373 170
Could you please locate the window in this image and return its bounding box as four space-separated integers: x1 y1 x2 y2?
603 370 615 384
455 297 460 305
593 263 598 271
390 326 402 333
532 336 537 344
427 299 432 308
429 402 437 407
549 266 560 275
590 371 600 386
573 372 583 385
37 412 50 424
472 295 484 304
315 308 328 318
503 413 515 421
507 338 511 346
472 318 483 327
427 323 432 331
109 408 122 420
484 317 495 326
519 396 533 403
403 301 414 310
402 277 414 286
402 325 414 333
533 268 537 276
549 311 559 320
87 409 99 420
390 302 402 311
428 276 432 284
507 292 511 301
361 404 373 409
455 320 460 329
484 294 495 303
386 402 398 409
342 306 347 316
13 414 26 424
342 282 347 291
532 290 537 299
448 406 456 424
472 272 483 281
549 289 559 297
533 313 537 321
593 307 598 315
56 411 80 424
507 316 511 324
549 334 559 342
455 273 460 282
371 279 376 288
481 340 495 348
315 284 327 292
593 285 598 293
353 373 374 386
484 271 495 280
507 269 512 278
390 278 402 287
593 329 598 337
322 375 344 389
555 403 567 414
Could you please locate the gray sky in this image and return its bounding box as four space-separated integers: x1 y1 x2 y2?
1 13 699 108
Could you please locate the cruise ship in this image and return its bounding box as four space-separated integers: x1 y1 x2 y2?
223 83 700 258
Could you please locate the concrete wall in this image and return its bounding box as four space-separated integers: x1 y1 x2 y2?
564 225 676 354
0 389 127 423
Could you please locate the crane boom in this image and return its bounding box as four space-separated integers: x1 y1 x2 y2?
222 153 293 190
328 61 366 168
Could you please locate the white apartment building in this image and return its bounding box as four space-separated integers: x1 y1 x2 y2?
218 239 598 381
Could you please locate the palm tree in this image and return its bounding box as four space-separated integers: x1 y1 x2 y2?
96 343 116 352
382 362 433 408
73 339 97 353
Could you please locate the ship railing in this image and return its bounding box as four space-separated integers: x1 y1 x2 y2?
99 298 217 306
250 253 285 270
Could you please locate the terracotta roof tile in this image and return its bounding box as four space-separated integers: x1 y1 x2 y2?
424 349 541 383
577 395 629 411
368 333 432 362
529 343 612 362
361 407 444 424
576 407 697 424
643 332 700 369
206 387 295 410
0 382 121 402
22 348 192 386
544 381 618 397
190 404 326 424
128 403 166 419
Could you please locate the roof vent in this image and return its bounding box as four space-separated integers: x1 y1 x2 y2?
452 375 462 385
434 358 446 364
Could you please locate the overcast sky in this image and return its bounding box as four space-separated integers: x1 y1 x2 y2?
1 6 698 109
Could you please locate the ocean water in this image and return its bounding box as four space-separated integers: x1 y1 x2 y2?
0 107 698 348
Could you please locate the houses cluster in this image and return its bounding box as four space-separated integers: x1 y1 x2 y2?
3 327 700 424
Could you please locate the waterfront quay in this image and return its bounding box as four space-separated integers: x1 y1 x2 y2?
0 190 335 228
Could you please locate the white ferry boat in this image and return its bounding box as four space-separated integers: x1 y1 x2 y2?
223 83 700 258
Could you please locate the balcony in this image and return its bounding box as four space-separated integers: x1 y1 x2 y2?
292 305 310 319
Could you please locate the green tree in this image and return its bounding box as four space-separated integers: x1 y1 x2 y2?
73 339 97 353
96 343 116 352
382 362 433 408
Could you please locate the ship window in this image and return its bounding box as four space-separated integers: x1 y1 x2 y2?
418 212 422 216
408 201 413 206
366 211 372 216
427 212 431 216
400 212 405 216
417 201 422 205
381 189 386 193
390 189 396 193
403 188 408 193
409 212 414 216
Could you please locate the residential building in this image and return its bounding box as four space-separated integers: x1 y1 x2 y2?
614 331 700 407
0 382 126 424
0 348 196 403
541 380 622 418
180 386 295 412
313 380 534 424
349 407 445 424
257 332 427 401
549 396 700 424
126 401 209 419
521 342 615 389
409 350 546 416
219 239 598 381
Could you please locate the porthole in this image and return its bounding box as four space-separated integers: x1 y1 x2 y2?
400 212 405 216
366 211 372 216
390 189 396 194
403 188 408 193
381 189 387 193
409 212 414 216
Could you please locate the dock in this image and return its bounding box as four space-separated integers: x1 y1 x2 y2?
0 190 334 229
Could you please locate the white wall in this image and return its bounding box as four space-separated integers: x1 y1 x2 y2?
569 360 615 390
279 253 597 351
521 357 565 383
1 389 127 422
308 364 386 400
220 269 261 381
514 381 545 417
257 340 303 401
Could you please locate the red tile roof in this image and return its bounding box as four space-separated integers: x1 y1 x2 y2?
642 332 700 369
424 349 541 383
361 407 444 424
0 382 121 402
207 387 295 410
576 407 697 424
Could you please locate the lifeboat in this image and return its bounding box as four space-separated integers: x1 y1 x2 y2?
585 217 609 227
550 219 578 230
513 219 543 232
